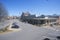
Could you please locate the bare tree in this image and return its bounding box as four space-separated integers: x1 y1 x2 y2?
0 3 8 21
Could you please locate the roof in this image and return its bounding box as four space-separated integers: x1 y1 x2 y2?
33 18 57 20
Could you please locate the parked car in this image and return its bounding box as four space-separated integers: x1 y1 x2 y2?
11 22 19 28
11 24 19 28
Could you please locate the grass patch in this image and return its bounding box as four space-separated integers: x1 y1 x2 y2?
0 25 12 34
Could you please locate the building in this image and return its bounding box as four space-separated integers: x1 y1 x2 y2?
56 16 60 25
33 17 57 25
20 12 59 26
20 12 36 22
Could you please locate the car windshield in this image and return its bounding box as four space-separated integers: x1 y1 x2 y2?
12 22 17 25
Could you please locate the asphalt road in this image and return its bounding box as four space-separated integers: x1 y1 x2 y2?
0 19 60 40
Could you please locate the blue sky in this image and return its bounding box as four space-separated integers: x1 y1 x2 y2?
0 0 60 16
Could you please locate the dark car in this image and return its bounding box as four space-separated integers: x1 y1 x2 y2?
11 25 19 28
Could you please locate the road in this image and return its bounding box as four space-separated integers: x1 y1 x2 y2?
0 19 60 40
